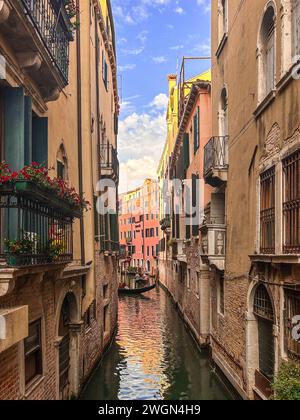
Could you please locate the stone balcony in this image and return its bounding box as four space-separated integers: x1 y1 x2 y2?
204 136 229 187
0 0 74 100
176 239 187 263
0 306 28 353
200 223 226 271
100 143 119 184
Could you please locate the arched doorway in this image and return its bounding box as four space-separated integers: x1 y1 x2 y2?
57 292 80 400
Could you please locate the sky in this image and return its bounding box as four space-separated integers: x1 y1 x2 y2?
112 0 211 193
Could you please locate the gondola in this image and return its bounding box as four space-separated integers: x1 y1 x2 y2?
118 283 156 295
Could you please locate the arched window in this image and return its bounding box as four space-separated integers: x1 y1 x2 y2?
57 144 68 181
292 0 300 56
218 0 228 42
219 87 228 137
258 5 276 101
253 284 275 380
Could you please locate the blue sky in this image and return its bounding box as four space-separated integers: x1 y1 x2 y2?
112 0 211 192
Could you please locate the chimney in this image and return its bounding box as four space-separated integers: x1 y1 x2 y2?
167 74 177 96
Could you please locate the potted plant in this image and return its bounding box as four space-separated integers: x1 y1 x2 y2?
4 236 35 267
0 161 91 217
44 240 65 263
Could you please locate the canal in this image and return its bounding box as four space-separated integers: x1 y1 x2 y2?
81 286 236 400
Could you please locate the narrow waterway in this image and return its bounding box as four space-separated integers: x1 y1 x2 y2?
81 286 236 400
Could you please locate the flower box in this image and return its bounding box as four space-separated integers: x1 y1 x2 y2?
7 180 82 219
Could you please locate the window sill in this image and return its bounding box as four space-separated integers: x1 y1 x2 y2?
24 375 45 399
277 62 300 93
250 254 300 264
253 90 276 119
216 33 228 58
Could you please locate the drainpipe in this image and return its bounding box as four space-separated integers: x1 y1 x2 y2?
76 0 85 266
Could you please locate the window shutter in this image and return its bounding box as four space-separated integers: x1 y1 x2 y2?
32 117 48 166
4 87 25 170
294 0 300 55
183 133 190 172
266 33 275 94
24 96 32 165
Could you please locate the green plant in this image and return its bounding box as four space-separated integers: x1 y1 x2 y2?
45 240 65 261
273 361 300 400
4 235 34 255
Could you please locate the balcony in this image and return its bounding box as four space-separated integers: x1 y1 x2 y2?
0 306 28 353
0 182 78 269
200 223 226 271
160 217 171 234
176 239 187 263
100 144 119 183
0 0 74 100
204 136 229 187
100 239 119 256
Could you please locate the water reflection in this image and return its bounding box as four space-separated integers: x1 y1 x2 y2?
81 287 236 400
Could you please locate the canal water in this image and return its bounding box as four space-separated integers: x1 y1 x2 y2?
81 286 236 400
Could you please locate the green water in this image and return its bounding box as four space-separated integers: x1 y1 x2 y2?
81 286 237 400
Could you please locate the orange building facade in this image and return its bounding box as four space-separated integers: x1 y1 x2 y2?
119 179 160 275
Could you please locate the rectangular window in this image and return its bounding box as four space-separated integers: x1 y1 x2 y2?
260 167 275 254
283 151 300 254
187 269 191 289
293 0 300 56
24 320 43 385
196 272 200 297
218 274 225 315
193 107 200 154
102 51 108 89
284 290 300 357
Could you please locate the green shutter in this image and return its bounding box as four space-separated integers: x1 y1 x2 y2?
183 133 190 172
24 96 32 165
193 107 200 154
32 117 48 166
4 87 25 170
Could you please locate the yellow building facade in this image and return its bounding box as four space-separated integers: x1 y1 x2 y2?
0 0 119 400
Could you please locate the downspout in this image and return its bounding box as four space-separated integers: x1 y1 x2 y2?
76 0 85 266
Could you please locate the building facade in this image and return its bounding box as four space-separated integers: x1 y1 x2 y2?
0 0 119 400
119 179 160 276
158 67 212 346
209 0 300 400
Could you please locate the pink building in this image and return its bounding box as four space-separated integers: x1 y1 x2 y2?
119 179 160 275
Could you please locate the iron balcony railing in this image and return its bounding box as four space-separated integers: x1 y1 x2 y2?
21 0 73 84
204 136 229 178
100 143 119 181
0 185 74 267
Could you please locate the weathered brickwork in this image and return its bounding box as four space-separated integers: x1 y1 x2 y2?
81 252 118 384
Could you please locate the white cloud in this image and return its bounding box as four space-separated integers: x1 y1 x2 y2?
170 44 184 51
196 0 211 14
118 63 136 72
152 56 167 64
118 98 167 192
174 6 185 14
149 93 169 111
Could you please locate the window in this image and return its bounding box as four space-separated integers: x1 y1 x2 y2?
219 88 228 137
102 51 108 89
187 269 191 289
258 6 276 101
57 144 68 180
196 272 200 297
218 0 228 42
218 274 225 315
260 167 275 254
292 0 300 56
253 285 274 380
283 151 300 254
284 290 300 357
193 107 200 153
24 320 43 385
